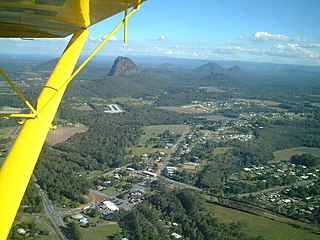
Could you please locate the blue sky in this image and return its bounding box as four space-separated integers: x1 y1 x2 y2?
1 0 320 66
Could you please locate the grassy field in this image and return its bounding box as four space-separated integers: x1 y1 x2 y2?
212 147 233 155
131 124 190 155
79 223 121 240
208 203 319 240
103 186 118 196
236 98 280 106
273 147 320 162
311 102 320 107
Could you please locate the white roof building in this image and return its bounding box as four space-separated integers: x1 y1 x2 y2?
171 232 182 239
142 170 157 178
102 201 119 212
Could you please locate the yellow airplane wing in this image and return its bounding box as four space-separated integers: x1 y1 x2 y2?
0 0 142 38
0 1 145 239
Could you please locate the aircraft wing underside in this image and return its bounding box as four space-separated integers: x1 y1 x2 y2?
0 0 143 38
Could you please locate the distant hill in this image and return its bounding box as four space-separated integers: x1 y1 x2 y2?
227 65 244 74
159 63 175 69
193 62 226 75
199 73 237 87
108 56 140 77
37 58 59 71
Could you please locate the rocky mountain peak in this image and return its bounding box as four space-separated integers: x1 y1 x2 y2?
108 56 140 77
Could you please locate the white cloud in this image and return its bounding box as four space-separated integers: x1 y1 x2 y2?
221 45 245 52
109 35 118 41
159 35 166 41
251 31 289 41
165 49 174 55
99 35 118 42
245 31 307 43
272 43 319 59
308 43 320 48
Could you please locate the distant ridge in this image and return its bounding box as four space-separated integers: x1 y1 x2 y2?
227 65 244 74
159 62 175 69
193 62 226 75
200 73 236 87
108 56 140 77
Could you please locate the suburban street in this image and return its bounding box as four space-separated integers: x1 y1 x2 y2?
160 126 191 172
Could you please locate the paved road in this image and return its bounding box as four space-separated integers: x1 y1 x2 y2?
34 179 67 240
159 175 201 191
160 126 191 172
102 163 132 177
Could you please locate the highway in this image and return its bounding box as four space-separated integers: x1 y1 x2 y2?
34 178 67 240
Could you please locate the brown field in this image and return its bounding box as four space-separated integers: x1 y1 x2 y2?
199 86 226 93
0 126 20 138
46 124 88 145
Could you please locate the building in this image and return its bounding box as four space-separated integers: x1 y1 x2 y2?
104 104 124 113
142 170 157 178
171 233 182 239
101 201 119 212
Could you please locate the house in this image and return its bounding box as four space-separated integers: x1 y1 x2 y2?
79 217 88 224
71 214 84 220
171 232 182 239
183 162 198 170
114 173 121 180
166 143 174 148
71 214 88 224
17 228 26 235
96 185 105 191
167 166 178 174
142 170 157 178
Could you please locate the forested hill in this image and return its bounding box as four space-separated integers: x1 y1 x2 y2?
72 74 169 99
193 62 227 75
199 73 237 88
